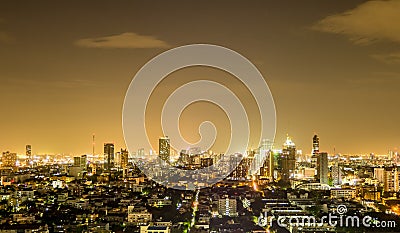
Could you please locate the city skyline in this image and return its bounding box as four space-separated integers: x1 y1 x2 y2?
2 1 400 233
1 132 397 156
1 0 400 155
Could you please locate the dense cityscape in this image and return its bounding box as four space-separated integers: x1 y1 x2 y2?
1 134 400 232
1 1 400 233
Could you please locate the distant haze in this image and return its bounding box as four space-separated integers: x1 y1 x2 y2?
0 0 399 155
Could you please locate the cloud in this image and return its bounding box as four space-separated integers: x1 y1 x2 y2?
371 51 400 64
75 32 170 49
345 70 400 85
312 0 400 45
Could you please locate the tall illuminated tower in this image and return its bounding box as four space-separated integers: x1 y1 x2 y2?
281 135 296 182
92 133 95 157
312 135 319 155
268 150 274 181
104 143 115 170
120 149 129 169
311 135 319 168
317 152 328 184
26 145 32 167
230 153 247 180
158 136 170 163
332 159 342 185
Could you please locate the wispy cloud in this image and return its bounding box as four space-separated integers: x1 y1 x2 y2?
371 52 400 65
346 74 400 86
75 32 170 49
312 0 400 45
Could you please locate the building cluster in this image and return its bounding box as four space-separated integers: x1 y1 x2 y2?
0 134 400 232
0 163 195 232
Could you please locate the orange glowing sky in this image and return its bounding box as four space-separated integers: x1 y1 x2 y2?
0 0 400 155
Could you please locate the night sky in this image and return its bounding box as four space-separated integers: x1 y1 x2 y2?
0 0 399 155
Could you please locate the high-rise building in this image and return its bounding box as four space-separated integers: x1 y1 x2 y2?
121 149 129 169
115 151 121 168
384 166 400 192
374 167 385 183
70 155 86 178
311 135 319 168
200 157 213 168
271 150 281 180
259 150 274 181
178 147 205 169
396 152 400 166
246 150 255 174
229 153 241 178
389 150 394 161
332 159 342 185
80 155 87 168
104 143 115 170
230 154 250 180
2 151 17 168
158 136 170 163
74 156 81 167
26 145 32 166
268 150 274 181
280 136 296 182
137 148 145 158
217 198 238 217
312 135 319 155
73 155 87 168
249 139 273 176
317 152 328 184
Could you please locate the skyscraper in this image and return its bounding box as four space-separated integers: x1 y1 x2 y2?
281 136 296 182
268 150 274 181
312 135 319 155
311 135 319 168
317 152 328 184
26 145 32 167
374 167 385 183
332 159 342 185
229 153 247 180
80 155 87 168
104 143 115 170
259 149 274 181
74 156 81 167
249 140 268 176
71 155 87 178
158 136 170 163
120 149 129 169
